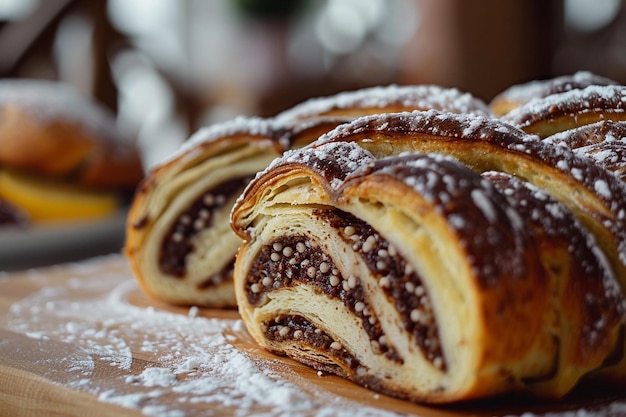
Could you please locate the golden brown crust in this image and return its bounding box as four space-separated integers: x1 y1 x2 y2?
0 79 143 190
484 171 624 396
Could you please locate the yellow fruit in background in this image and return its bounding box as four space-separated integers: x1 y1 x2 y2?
0 169 119 223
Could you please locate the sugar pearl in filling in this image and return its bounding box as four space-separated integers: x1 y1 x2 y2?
362 235 377 253
194 219 204 230
410 309 422 322
433 357 443 369
296 242 306 253
203 194 214 205
347 276 357 289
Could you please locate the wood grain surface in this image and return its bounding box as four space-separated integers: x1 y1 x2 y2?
1 255 625 417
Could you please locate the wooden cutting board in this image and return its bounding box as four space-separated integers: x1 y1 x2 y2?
1 254 625 417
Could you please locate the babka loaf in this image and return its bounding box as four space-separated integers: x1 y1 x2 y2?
125 72 626 403
230 110 626 402
125 85 489 307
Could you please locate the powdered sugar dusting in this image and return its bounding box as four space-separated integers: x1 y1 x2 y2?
594 179 612 199
470 189 497 223
162 115 283 168
4 256 406 417
502 85 626 128
276 84 492 121
268 141 376 190
314 109 530 150
491 71 618 110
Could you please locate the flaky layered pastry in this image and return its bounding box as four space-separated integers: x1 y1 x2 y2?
125 85 489 307
126 117 295 307
231 111 626 403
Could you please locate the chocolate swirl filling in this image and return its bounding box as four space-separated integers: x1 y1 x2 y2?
159 177 250 278
246 208 446 369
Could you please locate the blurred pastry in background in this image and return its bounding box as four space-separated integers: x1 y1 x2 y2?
0 79 144 225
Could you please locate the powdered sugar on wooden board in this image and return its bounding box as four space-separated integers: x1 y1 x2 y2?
3 255 626 417
2 256 407 417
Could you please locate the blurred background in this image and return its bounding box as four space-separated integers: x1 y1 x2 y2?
1 0 625 169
